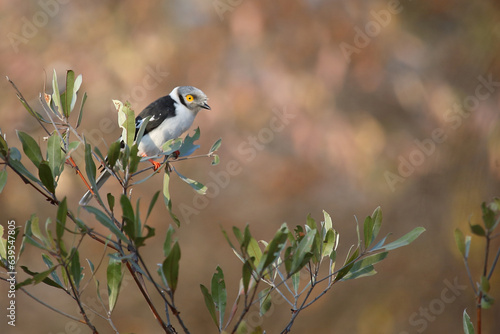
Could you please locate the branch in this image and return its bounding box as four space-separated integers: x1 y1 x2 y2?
63 264 98 333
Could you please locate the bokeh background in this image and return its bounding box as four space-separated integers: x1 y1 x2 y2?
1 0 500 333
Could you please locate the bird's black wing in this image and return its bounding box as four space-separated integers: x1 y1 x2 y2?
134 95 177 137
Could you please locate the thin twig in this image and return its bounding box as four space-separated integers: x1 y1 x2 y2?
487 246 500 280
18 286 85 323
63 264 98 333
6 76 51 136
464 258 478 295
231 280 261 334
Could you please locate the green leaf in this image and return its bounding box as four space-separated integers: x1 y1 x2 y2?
64 70 75 117
17 131 43 168
70 248 83 289
370 233 391 251
469 224 485 237
323 210 332 233
173 168 207 195
481 293 495 309
210 138 222 153
128 144 140 174
67 141 81 154
211 154 220 166
93 146 105 165
289 229 316 276
0 134 9 158
481 202 496 231
162 241 181 293
84 143 96 188
463 309 475 334
211 266 226 330
322 229 336 258
236 320 248 334
258 287 272 316
52 69 63 117
107 193 115 212
114 100 135 147
161 138 183 154
83 206 129 243
306 214 316 230
371 206 382 243
134 116 151 147
107 254 124 312
72 74 83 112
17 265 60 289
242 260 252 293
107 141 121 170
178 127 201 157
47 134 64 178
0 169 7 193
0 225 6 260
246 237 262 270
257 224 288 275
146 191 160 223
479 276 490 293
56 197 67 241
334 246 359 282
163 170 180 226
383 227 425 251
121 145 131 172
455 229 466 257
341 252 388 281
120 195 136 240
38 161 55 193
200 284 218 329
363 216 373 250
87 259 105 306
134 225 155 248
163 225 175 257
76 92 87 128
29 214 44 242
41 254 63 288
233 226 244 246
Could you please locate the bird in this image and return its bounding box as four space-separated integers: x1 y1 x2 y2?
79 86 210 206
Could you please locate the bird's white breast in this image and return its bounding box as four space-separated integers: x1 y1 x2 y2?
138 103 195 156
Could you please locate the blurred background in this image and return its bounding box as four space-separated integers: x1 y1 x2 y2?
1 0 500 333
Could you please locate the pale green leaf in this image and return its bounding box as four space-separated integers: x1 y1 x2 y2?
107 254 123 312
463 309 475 334
383 227 425 251
0 169 7 193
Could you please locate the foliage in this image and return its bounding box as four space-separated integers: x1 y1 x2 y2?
0 71 424 334
456 198 500 334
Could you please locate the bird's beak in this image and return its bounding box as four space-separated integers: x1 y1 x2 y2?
201 102 211 110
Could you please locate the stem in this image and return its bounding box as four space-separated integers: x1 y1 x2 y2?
124 261 174 333
17 285 85 323
464 258 478 295
231 280 261 334
477 234 491 334
487 246 500 279
63 265 98 333
281 282 316 334
135 252 190 334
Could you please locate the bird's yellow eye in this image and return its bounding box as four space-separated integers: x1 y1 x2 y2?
186 94 194 102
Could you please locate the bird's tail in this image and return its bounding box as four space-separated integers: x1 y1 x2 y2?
79 170 112 206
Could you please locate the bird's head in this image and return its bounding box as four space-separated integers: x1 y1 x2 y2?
176 86 211 113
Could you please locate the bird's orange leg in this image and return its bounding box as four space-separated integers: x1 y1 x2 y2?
66 156 95 195
142 153 161 171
